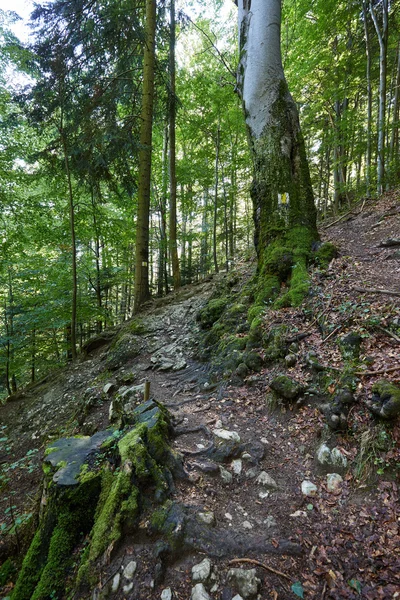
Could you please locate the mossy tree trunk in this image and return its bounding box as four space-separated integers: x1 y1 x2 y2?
237 0 318 307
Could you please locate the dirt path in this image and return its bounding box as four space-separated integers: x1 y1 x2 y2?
1 194 399 599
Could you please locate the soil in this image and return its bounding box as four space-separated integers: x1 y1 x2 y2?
1 192 399 600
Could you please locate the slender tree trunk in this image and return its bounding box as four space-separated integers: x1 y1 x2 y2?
60 125 78 360
363 1 373 197
168 0 181 290
389 41 400 182
370 0 388 194
134 0 156 311
213 126 220 274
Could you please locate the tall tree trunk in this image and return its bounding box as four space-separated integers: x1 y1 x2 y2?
238 0 318 306
134 0 156 311
168 0 181 290
363 1 373 198
60 124 77 360
389 41 400 183
213 126 220 274
370 0 388 194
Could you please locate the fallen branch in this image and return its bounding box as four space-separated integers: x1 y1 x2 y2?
354 286 400 297
356 365 400 376
322 208 358 229
228 558 292 581
321 326 341 344
375 325 400 344
285 332 313 344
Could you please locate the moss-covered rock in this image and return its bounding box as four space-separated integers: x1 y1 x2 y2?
368 380 400 419
243 351 263 372
196 298 227 330
105 334 143 370
269 374 304 400
263 325 289 362
313 241 338 268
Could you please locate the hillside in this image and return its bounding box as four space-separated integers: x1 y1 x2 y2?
1 192 399 600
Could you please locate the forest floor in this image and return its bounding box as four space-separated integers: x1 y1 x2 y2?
1 191 400 600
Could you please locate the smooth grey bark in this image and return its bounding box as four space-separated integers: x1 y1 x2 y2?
237 0 317 289
370 0 388 194
363 1 373 198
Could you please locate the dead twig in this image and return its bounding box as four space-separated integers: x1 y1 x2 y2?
228 558 292 582
321 325 341 344
354 286 400 297
321 581 327 600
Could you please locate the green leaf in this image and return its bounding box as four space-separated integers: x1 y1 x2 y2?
291 581 304 598
348 579 362 594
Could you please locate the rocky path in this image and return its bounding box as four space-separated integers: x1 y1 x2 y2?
1 193 400 600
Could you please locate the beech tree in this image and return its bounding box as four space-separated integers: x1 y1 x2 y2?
237 0 318 307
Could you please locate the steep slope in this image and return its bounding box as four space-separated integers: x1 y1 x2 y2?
1 192 399 600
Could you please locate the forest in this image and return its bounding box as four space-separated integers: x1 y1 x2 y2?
0 0 398 396
1 1 400 599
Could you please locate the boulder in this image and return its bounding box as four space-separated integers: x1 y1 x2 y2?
367 380 400 419
227 568 260 599
269 374 304 400
192 558 211 583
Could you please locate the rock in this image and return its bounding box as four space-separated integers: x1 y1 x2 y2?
232 596 244 600
231 459 242 475
227 568 260 599
192 558 211 583
305 351 325 372
236 362 250 379
269 374 304 400
339 332 362 360
123 582 134 593
219 466 233 484
225 512 233 521
124 560 137 579
191 583 211 600
263 515 277 528
193 460 219 474
111 572 121 592
256 471 278 490
316 444 347 470
284 353 297 367
243 351 264 372
301 481 318 497
82 331 115 354
290 510 307 518
331 448 347 468
319 397 349 430
367 380 400 419
242 521 253 530
197 512 215 526
213 429 241 443
245 467 258 479
242 440 265 461
316 443 331 465
161 589 172 600
327 473 343 493
105 333 142 370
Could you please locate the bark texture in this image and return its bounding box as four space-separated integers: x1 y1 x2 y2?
238 0 318 306
134 0 157 311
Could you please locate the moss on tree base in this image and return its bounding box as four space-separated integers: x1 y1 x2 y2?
11 400 178 600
